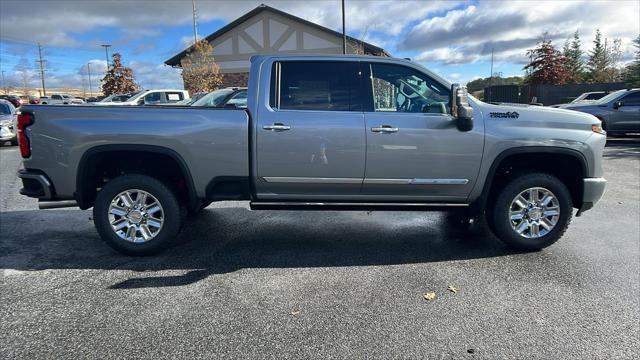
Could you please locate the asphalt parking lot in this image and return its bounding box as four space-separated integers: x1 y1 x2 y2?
1 139 638 359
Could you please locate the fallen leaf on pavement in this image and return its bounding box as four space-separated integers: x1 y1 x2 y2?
291 309 301 316
423 292 436 301
447 286 457 294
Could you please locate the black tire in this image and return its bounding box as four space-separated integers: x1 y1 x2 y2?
490 173 572 250
93 174 183 256
10 138 18 146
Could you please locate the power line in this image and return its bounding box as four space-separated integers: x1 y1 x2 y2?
36 43 47 96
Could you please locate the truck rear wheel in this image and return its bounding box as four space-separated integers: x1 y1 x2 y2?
93 174 182 256
490 173 572 250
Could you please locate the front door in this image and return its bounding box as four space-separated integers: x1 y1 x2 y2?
255 60 366 199
611 91 640 132
362 62 484 202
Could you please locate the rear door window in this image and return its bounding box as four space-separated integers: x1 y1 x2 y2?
144 92 162 104
270 61 362 111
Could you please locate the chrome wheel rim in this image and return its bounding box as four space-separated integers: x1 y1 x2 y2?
509 187 560 239
108 189 164 243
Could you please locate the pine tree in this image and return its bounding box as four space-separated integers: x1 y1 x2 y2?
180 40 223 94
523 38 569 85
101 53 139 96
624 35 640 87
586 29 610 83
562 30 584 83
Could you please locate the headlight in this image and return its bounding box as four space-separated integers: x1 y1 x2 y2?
592 124 606 135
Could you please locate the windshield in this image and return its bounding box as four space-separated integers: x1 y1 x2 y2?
0 103 13 114
191 89 235 107
596 90 625 104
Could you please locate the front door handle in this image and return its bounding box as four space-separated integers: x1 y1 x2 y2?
263 123 291 131
371 125 399 133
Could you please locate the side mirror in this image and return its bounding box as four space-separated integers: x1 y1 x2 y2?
137 98 145 105
223 102 238 109
451 83 474 132
613 101 623 109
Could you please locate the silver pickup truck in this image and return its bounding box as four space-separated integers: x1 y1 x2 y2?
17 54 607 255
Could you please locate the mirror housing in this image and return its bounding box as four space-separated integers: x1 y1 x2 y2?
137 98 145 106
451 83 474 131
613 100 623 109
223 102 238 109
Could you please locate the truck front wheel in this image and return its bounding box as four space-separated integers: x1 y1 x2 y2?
490 173 572 250
93 174 182 256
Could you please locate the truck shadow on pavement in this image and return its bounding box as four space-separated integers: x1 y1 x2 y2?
0 207 518 289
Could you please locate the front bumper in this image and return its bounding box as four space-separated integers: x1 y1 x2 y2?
18 169 54 199
577 177 606 216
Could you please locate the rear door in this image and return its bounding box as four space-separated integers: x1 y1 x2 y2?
361 61 484 201
254 60 366 199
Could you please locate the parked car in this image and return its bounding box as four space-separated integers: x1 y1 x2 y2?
95 89 190 106
28 96 40 104
17 54 606 256
0 99 18 145
0 95 23 108
550 91 612 108
190 87 248 108
561 88 640 136
40 94 84 105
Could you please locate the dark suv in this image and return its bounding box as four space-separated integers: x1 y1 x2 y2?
563 89 640 136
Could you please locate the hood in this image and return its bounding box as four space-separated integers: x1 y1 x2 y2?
473 99 600 127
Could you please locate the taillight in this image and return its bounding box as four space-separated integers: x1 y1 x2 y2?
17 113 34 158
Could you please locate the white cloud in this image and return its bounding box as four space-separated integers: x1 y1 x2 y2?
415 48 470 64
403 0 640 65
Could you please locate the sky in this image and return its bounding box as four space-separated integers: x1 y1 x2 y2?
1 0 638 93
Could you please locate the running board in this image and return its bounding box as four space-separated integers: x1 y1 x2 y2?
250 202 469 211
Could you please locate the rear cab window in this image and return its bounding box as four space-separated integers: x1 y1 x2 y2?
165 92 184 103
269 61 363 112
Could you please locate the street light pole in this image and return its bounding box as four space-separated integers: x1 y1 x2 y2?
87 63 93 97
101 44 111 72
192 0 199 44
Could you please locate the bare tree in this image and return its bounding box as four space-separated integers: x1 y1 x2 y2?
20 70 31 97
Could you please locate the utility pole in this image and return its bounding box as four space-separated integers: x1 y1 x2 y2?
101 44 111 71
341 0 346 54
36 43 46 96
1 71 5 95
87 63 93 97
192 0 199 44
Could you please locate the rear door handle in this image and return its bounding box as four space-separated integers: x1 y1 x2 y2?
371 125 399 133
263 123 291 131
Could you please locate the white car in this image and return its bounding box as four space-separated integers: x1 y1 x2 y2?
0 99 18 145
40 94 84 105
94 89 190 106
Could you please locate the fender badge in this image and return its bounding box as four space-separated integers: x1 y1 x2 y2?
490 111 519 118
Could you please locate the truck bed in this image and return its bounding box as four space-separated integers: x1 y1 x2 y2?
20 105 250 200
